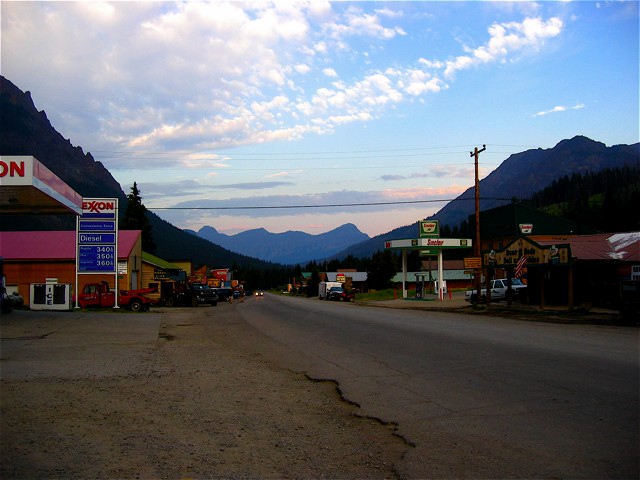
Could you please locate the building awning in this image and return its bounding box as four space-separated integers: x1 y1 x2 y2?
0 156 82 215
538 232 640 262
0 230 141 260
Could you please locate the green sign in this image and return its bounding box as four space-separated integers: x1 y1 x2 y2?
419 220 439 238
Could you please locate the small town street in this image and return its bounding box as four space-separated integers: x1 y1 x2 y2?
1 295 638 479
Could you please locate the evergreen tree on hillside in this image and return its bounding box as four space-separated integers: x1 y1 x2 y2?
367 250 398 289
529 166 640 232
122 182 157 254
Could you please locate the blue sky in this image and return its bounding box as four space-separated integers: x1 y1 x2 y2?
2 1 638 237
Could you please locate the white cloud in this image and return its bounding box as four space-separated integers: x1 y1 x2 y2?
533 103 586 117
322 6 406 40
323 68 338 78
444 17 563 79
2 3 567 172
294 64 311 74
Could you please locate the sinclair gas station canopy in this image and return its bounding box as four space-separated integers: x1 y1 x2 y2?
0 156 82 215
385 220 473 299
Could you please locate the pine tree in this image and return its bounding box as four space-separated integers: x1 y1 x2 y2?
122 182 157 254
367 250 398 289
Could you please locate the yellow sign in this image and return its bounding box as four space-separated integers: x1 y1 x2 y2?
464 257 483 269
484 237 571 267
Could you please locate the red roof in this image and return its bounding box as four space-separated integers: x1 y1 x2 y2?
539 232 640 262
0 230 141 260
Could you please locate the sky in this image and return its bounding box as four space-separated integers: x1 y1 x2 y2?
2 1 638 238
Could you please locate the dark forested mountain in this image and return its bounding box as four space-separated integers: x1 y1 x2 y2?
434 136 639 230
335 137 639 260
529 166 640 233
0 75 277 269
189 223 369 265
0 76 126 231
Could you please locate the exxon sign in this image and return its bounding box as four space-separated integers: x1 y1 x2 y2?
81 198 117 219
82 199 116 215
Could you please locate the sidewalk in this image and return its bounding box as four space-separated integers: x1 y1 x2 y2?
358 291 629 325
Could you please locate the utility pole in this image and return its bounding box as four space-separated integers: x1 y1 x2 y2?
470 145 486 304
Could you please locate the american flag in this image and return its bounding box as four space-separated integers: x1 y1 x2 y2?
514 255 527 278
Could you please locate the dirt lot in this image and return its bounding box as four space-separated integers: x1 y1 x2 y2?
1 307 409 479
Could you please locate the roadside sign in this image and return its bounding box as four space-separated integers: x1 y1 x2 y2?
78 245 116 272
385 238 472 250
76 198 118 274
419 220 439 238
464 256 483 270
79 220 116 232
78 232 116 244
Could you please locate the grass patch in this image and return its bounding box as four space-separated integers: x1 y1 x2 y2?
355 289 420 301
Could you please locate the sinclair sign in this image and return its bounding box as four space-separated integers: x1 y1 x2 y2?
419 220 439 238
385 237 471 250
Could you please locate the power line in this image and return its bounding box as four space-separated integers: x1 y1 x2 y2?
108 161 500 172
147 196 514 211
90 143 537 157
91 144 480 156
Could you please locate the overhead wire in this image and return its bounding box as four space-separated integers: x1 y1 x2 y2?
146 196 514 211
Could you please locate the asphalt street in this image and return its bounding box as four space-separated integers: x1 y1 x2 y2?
238 293 639 479
1 298 637 478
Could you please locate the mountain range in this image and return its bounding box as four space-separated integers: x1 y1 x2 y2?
2 74 638 266
187 223 369 265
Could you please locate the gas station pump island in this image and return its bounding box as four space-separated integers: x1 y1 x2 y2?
384 220 473 300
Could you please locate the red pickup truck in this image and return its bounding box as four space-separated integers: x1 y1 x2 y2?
77 281 157 312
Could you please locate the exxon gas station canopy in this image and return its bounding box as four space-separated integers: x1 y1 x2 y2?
0 156 82 215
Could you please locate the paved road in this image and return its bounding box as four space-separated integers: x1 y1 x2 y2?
238 293 639 479
1 310 162 380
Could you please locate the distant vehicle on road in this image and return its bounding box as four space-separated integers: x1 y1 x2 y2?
255 291 264 296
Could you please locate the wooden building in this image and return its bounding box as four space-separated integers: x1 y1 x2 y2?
0 230 142 305
469 204 638 308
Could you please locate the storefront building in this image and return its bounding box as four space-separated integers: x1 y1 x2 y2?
0 230 142 305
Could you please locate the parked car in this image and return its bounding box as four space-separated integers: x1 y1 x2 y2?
8 291 24 308
465 278 527 304
171 283 218 307
620 280 640 322
326 286 355 302
1 288 22 313
214 287 233 302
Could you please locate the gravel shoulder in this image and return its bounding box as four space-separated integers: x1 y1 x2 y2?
1 307 408 479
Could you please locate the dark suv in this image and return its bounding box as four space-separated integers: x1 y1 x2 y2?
326 286 355 302
171 283 218 307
